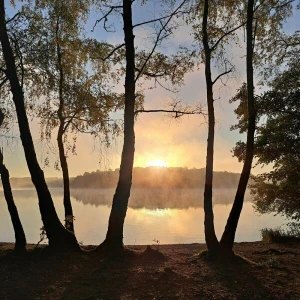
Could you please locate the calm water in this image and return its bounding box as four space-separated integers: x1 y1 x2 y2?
0 188 286 245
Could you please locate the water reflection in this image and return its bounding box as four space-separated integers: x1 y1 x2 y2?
71 188 251 209
0 188 286 246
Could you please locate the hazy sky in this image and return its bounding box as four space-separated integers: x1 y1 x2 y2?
2 1 299 178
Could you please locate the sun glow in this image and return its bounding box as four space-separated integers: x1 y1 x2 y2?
146 159 169 167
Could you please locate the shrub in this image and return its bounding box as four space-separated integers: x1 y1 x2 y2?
261 225 300 243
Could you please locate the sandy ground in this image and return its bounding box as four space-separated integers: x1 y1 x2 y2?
0 242 299 299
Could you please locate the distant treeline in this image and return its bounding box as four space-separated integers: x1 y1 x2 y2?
71 167 247 189
9 177 63 189
7 168 250 190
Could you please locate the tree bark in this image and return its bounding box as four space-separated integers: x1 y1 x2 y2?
220 0 256 251
56 16 75 233
0 156 26 253
202 0 220 253
99 0 135 251
0 0 79 250
57 124 74 232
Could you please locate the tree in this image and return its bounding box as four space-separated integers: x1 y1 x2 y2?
95 0 191 251
0 0 79 250
220 0 295 252
19 0 121 232
219 0 256 251
98 0 135 251
190 0 242 253
0 109 26 253
190 0 295 254
232 53 300 225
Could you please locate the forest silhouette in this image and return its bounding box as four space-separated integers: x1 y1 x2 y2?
8 167 245 190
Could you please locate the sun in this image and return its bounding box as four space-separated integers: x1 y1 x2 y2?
146 159 169 167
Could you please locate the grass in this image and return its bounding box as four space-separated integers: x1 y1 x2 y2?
261 226 300 243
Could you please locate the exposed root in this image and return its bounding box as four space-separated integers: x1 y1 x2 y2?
198 249 257 266
94 240 134 260
139 245 167 262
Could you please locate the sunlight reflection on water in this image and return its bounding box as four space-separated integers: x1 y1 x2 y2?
0 188 286 245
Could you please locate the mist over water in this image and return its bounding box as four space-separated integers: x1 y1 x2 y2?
71 188 247 209
0 188 286 245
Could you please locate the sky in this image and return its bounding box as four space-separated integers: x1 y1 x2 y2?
1 0 299 178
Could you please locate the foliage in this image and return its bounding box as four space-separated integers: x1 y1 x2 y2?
232 54 300 222
189 0 241 79
14 1 122 159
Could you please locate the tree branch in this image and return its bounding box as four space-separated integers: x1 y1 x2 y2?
135 0 187 82
63 110 79 134
100 43 125 61
211 22 245 52
135 67 165 78
92 5 123 32
212 68 233 85
133 9 187 28
5 12 20 24
135 108 205 118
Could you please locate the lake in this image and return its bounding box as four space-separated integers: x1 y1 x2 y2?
0 188 286 245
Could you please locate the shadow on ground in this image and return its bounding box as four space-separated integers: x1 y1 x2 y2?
0 242 299 299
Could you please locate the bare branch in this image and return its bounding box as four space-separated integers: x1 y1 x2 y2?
63 110 79 133
135 108 205 118
69 121 96 135
92 5 122 32
212 68 233 85
135 0 187 82
100 43 125 61
5 12 20 24
135 98 206 118
153 78 178 93
211 22 245 52
133 9 187 28
135 67 165 78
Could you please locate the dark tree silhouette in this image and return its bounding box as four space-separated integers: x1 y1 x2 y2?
98 0 136 251
0 109 26 253
0 0 79 250
193 0 241 254
96 0 189 251
202 0 220 253
220 0 256 251
0 149 26 253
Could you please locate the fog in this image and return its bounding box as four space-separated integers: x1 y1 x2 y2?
71 188 251 210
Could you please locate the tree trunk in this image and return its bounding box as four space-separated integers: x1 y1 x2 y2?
202 0 220 253
98 0 135 251
57 125 74 232
220 0 256 252
0 156 26 253
56 16 75 233
0 0 79 250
